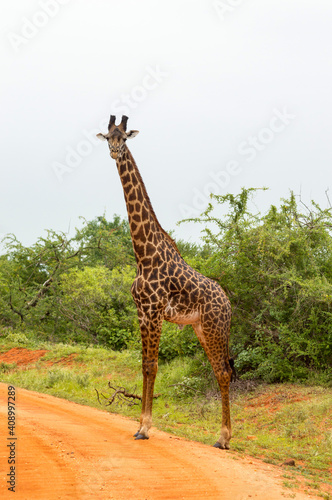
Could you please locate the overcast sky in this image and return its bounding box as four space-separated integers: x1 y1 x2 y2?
1 0 332 250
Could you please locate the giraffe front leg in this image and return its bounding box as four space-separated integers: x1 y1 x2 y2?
134 314 162 441
133 369 147 438
135 357 158 440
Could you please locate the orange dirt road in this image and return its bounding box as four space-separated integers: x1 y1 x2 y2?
0 383 315 500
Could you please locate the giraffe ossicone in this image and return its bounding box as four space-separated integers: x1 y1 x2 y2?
97 115 234 448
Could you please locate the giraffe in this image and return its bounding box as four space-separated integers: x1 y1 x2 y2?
97 115 233 449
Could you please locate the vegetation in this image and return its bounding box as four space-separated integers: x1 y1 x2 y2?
0 189 332 383
181 188 332 382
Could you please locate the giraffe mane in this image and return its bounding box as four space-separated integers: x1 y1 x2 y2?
124 146 181 256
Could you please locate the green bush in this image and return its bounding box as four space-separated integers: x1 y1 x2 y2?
181 188 332 381
5 332 29 344
159 323 200 361
0 362 17 373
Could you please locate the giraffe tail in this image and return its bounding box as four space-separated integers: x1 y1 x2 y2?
229 358 237 382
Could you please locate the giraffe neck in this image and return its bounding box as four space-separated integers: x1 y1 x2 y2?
116 145 179 262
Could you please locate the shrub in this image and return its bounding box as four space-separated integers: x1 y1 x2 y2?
159 323 200 361
5 332 29 344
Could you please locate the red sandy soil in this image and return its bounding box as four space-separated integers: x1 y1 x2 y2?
0 347 79 368
0 381 320 500
0 347 48 366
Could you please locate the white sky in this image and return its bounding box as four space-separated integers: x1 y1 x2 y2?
1 0 332 248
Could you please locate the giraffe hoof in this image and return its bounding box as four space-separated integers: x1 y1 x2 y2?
135 433 149 440
133 431 139 437
213 441 229 450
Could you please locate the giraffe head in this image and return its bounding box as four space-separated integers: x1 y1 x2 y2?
97 115 139 159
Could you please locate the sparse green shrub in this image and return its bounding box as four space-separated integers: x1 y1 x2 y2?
5 332 29 344
0 362 17 372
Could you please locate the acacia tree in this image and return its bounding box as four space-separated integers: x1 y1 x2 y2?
0 215 136 341
58 265 139 347
0 230 80 328
74 215 135 269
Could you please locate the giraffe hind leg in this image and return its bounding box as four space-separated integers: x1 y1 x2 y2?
229 357 237 382
192 321 232 449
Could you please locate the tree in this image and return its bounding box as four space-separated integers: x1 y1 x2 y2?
74 215 135 269
58 265 139 347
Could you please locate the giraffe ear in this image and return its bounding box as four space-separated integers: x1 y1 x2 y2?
96 133 107 141
126 130 139 139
